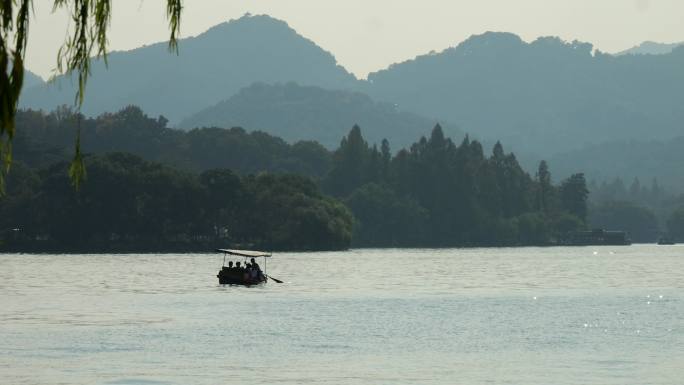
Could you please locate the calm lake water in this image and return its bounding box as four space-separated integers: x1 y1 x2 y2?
1 246 682 385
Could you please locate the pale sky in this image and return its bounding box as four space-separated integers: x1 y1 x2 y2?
24 0 684 80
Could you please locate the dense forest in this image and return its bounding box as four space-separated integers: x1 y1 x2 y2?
549 138 684 191
0 153 352 252
0 106 619 251
325 125 589 246
587 177 684 242
14 107 333 178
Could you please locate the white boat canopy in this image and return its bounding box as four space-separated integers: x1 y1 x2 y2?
216 249 272 258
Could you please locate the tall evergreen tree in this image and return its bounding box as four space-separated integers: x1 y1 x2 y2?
324 125 371 196
380 138 391 182
535 160 552 213
560 173 589 223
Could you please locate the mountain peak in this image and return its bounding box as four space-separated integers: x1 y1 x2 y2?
180 82 461 149
458 31 525 49
20 14 359 123
617 41 684 56
201 13 296 37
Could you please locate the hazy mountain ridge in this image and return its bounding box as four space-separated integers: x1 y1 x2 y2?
617 41 684 56
365 32 684 157
7 61 44 88
20 14 359 123
548 137 684 191
22 70 44 88
179 82 461 149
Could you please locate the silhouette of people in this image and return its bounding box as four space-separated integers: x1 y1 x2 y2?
249 264 258 280
222 260 233 272
250 257 263 280
243 262 252 280
218 258 269 284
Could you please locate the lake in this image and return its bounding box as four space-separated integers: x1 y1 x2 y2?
1 246 682 385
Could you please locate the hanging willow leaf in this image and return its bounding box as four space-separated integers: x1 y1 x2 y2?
0 138 6 196
68 127 86 190
0 0 183 195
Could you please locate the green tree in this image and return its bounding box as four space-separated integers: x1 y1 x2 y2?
516 212 550 245
12 107 332 178
535 160 553 213
666 208 684 242
324 125 370 196
380 138 391 181
1 153 355 251
242 173 353 250
551 212 585 235
345 183 428 247
559 173 589 222
33 153 205 247
200 169 243 241
589 201 659 242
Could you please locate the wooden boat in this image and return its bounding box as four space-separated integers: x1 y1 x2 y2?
657 237 676 245
216 249 271 285
562 229 631 246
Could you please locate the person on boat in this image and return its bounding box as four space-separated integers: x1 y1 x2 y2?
243 262 252 281
250 257 263 280
235 261 242 271
249 263 258 280
221 261 231 272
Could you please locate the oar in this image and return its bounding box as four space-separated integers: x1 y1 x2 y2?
266 274 283 283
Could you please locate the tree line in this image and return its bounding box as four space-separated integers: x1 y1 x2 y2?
588 177 684 242
0 153 352 252
14 106 333 178
323 125 588 247
0 106 605 250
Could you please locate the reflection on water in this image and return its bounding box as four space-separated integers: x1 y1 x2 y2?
1 246 682 385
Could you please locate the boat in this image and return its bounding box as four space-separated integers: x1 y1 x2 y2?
216 249 271 285
657 236 676 245
562 229 631 246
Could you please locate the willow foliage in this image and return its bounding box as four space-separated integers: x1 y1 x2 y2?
0 0 182 193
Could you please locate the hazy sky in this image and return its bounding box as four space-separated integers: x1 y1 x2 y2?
25 0 684 79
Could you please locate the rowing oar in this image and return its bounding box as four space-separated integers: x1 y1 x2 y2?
266 274 283 283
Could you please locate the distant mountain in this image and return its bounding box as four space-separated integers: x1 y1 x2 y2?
20 14 359 123
6 61 44 88
23 69 44 88
179 82 461 149
617 41 683 56
548 137 684 191
365 32 684 157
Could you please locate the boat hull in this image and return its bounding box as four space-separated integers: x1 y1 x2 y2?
217 270 267 286
562 229 631 246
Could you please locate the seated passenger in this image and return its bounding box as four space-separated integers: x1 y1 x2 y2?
243 263 252 280
250 258 261 272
